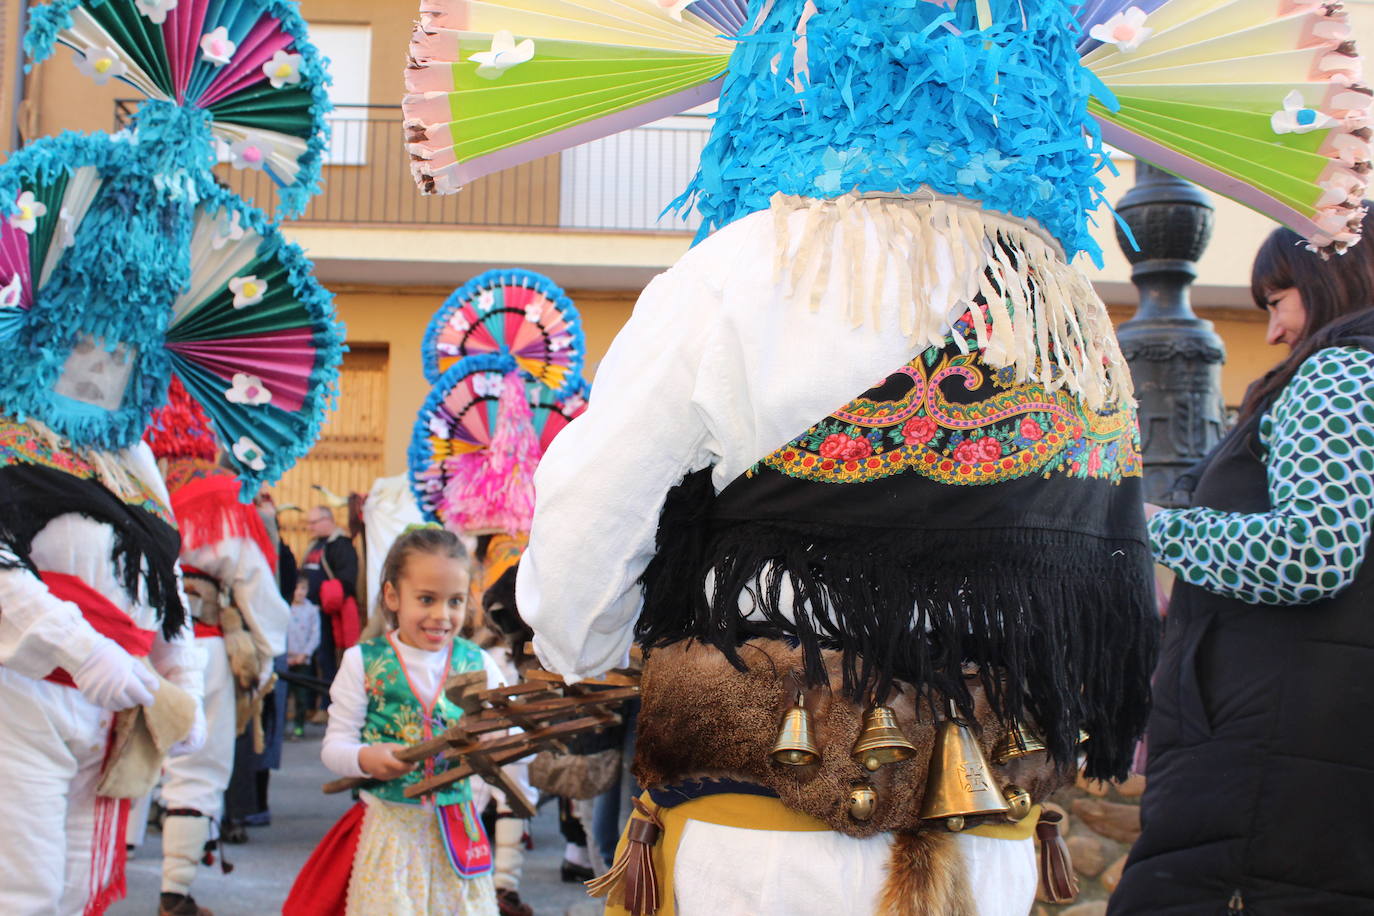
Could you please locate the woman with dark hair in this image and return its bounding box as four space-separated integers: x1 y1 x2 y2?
1112 210 1374 915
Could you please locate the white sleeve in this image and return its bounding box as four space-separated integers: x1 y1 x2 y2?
148 570 205 705
0 550 103 678
516 267 721 682
321 646 368 779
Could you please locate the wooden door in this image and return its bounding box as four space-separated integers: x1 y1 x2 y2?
268 343 388 606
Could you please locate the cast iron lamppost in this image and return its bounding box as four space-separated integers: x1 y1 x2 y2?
1114 161 1227 507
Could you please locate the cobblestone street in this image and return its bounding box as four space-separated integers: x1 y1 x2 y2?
111 729 599 916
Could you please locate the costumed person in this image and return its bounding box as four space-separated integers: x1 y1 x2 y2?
400 0 1368 912
286 526 504 916
2 0 341 910
1112 210 1374 914
144 380 291 916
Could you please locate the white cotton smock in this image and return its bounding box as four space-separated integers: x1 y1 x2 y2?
0 440 205 915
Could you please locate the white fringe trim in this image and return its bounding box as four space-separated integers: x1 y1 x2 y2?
769 191 1134 410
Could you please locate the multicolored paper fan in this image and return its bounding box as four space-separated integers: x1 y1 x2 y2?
409 353 588 531
421 269 584 394
403 0 735 193
1080 0 1370 252
27 0 332 216
167 184 344 491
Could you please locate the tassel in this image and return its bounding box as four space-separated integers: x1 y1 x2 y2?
585 798 664 916
440 372 541 534
1035 808 1078 903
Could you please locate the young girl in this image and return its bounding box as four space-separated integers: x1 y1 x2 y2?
318 526 502 916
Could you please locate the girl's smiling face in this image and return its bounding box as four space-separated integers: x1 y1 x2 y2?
384 551 470 652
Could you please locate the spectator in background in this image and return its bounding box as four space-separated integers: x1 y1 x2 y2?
285 580 320 739
301 505 359 717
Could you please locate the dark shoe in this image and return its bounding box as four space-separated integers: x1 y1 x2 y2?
289 726 305 740
496 888 534 916
560 860 594 883
221 820 248 845
243 810 271 828
159 892 214 916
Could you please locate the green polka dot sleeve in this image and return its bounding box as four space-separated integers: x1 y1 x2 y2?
1149 346 1374 605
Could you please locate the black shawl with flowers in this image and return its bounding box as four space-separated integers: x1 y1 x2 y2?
637 320 1159 780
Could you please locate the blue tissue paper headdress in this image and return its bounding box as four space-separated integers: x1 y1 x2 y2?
676 0 1115 264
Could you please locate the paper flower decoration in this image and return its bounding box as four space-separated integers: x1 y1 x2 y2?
470 31 536 79
473 372 506 398
549 334 573 352
9 191 47 234
210 209 246 251
56 208 77 251
648 0 693 21
1271 91 1336 135
228 275 268 309
226 373 273 406
228 138 270 171
1089 7 1152 53
562 392 587 415
524 303 543 323
74 46 128 85
474 289 496 313
447 312 471 333
233 436 267 471
134 0 178 25
0 275 22 309
200 27 236 66
262 50 303 89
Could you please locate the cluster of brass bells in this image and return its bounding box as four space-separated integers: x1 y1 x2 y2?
990 719 1046 765
772 699 921 771
919 705 1011 826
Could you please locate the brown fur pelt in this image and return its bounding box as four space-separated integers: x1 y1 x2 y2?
879 830 976 916
634 639 1072 838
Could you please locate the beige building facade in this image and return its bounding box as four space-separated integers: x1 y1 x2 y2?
3 0 1370 533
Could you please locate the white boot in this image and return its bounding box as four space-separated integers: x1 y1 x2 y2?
493 816 526 892
160 814 209 896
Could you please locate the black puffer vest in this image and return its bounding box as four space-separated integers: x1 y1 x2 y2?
1111 339 1374 916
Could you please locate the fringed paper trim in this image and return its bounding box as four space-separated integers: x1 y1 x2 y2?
1307 3 1372 255
769 191 1133 412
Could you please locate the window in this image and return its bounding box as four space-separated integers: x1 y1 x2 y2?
308 23 372 166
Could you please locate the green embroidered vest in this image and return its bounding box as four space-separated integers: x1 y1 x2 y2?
359 633 484 807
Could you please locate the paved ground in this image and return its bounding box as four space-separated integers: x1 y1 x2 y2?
111 728 600 916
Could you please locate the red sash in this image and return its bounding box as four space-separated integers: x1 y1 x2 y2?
40 571 155 688
192 623 224 639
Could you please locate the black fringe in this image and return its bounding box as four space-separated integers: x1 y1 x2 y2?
0 463 186 640
638 469 1159 781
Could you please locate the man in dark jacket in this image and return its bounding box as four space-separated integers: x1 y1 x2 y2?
301 506 357 713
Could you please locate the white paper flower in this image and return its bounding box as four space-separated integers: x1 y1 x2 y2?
210 209 246 251
562 393 587 414
474 290 496 314
647 0 693 21
428 414 451 438
523 303 544 323
226 372 272 405
472 372 505 398
232 436 267 472
0 274 22 309
1088 7 1152 52
73 46 128 85
228 138 270 171
56 208 77 251
8 191 47 235
1271 90 1337 135
134 0 178 25
200 27 236 66
228 274 268 309
262 50 303 89
469 31 535 79
447 312 471 333
549 334 572 352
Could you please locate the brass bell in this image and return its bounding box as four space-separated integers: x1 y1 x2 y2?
991 720 1047 765
1002 783 1033 822
847 783 877 822
919 708 1011 821
851 705 918 771
770 695 820 766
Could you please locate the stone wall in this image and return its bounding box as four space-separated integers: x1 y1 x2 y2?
1031 773 1145 916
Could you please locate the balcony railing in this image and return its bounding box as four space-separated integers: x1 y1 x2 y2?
115 101 707 233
